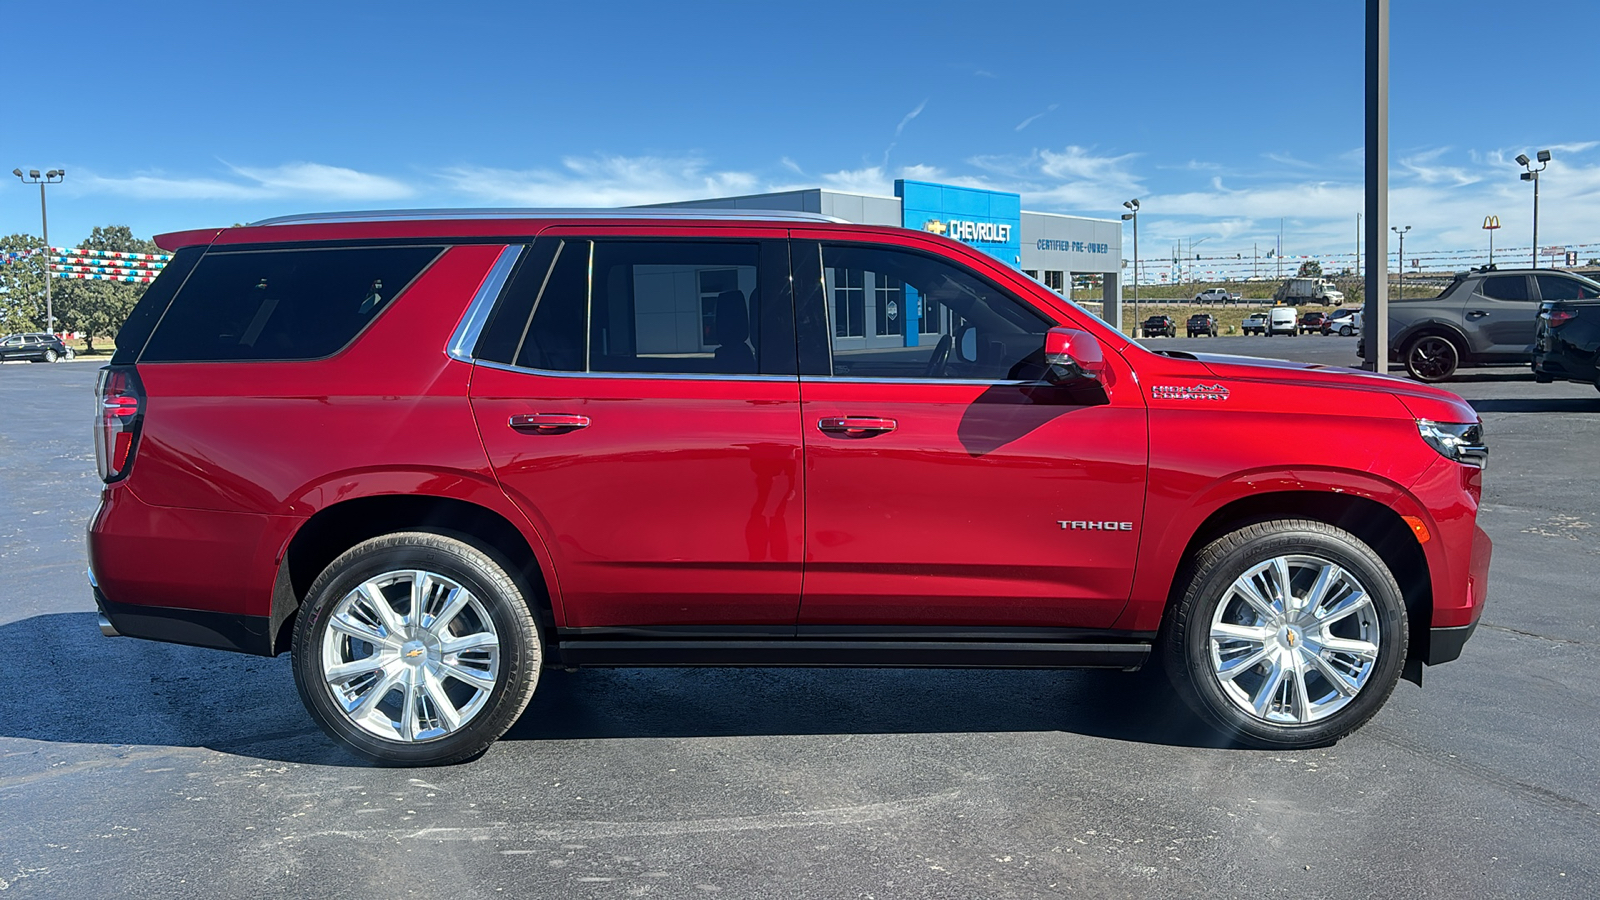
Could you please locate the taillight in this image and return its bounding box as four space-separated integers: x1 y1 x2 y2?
95 366 145 483
1542 310 1576 328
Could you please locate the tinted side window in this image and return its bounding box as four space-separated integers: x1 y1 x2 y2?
140 246 441 362
811 243 1052 380
485 239 777 377
1536 275 1600 301
110 246 203 365
1480 275 1531 302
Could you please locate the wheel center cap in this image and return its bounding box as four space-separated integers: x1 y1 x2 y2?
1279 626 1301 651
400 639 430 665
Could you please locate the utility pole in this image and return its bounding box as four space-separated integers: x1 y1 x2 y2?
1356 212 1362 277
12 168 66 335
1362 0 1389 373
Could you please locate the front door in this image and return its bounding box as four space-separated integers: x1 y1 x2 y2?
469 233 803 627
790 236 1149 629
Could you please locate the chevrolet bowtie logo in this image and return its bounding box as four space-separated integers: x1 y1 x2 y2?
922 219 948 236
405 647 426 658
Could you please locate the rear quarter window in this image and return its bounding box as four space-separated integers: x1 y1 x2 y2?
139 245 443 362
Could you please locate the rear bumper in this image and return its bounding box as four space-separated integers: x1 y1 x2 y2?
92 576 275 656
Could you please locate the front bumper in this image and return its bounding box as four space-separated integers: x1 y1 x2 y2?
1426 622 1478 665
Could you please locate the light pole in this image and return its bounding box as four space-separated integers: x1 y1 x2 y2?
1482 215 1500 267
1121 199 1139 328
1516 150 1550 268
1356 213 1362 277
1187 237 1209 286
12 167 66 335
1392 225 1410 301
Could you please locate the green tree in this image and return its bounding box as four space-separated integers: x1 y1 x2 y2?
1296 260 1323 278
52 226 159 353
0 233 49 334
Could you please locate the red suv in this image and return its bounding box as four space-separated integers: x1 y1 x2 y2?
88 210 1491 765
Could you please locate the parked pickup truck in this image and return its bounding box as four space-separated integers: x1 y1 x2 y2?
1532 297 1600 390
1241 312 1268 335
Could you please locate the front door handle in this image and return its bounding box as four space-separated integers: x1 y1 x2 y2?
817 416 897 437
509 413 591 434
1467 310 1489 319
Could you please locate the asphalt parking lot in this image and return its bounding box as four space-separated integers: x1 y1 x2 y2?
2 342 1598 899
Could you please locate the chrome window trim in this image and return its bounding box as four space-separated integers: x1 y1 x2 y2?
250 208 845 227
471 358 797 383
803 376 1033 387
445 245 524 363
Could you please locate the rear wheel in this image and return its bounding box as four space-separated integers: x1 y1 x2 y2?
1339 325 1353 336
291 531 542 766
1163 519 1407 749
1405 335 1460 382
41 348 58 363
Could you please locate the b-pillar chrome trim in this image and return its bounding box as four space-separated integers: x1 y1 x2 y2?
446 244 524 363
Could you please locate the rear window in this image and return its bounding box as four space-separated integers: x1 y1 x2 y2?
139 245 442 362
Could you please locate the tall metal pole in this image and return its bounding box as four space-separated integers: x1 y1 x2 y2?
1356 213 1362 277
1529 168 1542 265
1363 0 1390 372
1132 213 1139 323
39 182 53 335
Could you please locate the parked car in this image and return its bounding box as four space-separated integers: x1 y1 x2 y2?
1360 266 1600 382
89 208 1491 765
1141 315 1177 338
1298 312 1329 334
1532 298 1600 390
0 332 72 363
1186 313 1218 337
1266 306 1298 336
1323 308 1361 336
1241 312 1268 335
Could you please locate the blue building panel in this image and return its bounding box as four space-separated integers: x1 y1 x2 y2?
895 179 1022 269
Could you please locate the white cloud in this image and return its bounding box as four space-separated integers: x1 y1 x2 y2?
438 156 760 207
1014 104 1058 132
73 162 414 201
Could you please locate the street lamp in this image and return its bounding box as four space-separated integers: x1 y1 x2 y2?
1121 198 1139 329
1392 225 1411 301
12 167 66 335
1516 149 1551 268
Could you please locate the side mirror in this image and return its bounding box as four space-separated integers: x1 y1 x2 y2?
1043 327 1104 384
956 325 979 363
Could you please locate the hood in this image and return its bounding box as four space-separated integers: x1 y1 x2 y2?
1147 349 1479 423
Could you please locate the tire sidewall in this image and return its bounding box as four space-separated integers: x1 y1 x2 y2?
1407 335 1459 382
291 532 541 765
1167 523 1408 749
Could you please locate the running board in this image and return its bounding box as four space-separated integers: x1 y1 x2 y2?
555 639 1150 670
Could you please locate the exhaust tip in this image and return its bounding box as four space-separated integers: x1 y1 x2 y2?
97 613 120 638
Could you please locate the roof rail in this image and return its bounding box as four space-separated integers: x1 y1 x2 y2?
247 208 847 227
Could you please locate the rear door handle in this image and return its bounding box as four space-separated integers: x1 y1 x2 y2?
509 413 591 434
817 416 897 437
1467 310 1489 319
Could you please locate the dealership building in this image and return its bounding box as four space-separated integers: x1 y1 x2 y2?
649 179 1126 328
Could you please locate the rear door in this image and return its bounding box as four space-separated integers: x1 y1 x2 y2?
1466 274 1538 355
468 229 804 628
790 233 1148 629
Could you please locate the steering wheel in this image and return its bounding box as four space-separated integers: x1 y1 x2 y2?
924 334 953 378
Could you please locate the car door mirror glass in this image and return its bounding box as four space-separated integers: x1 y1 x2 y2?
956 326 979 363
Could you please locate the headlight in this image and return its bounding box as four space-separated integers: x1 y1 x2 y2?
1417 419 1487 468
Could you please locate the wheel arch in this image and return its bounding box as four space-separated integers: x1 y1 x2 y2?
1395 321 1470 357
272 494 557 655
1164 491 1433 665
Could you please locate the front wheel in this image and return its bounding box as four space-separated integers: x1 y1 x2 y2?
291 531 543 766
1163 519 1407 749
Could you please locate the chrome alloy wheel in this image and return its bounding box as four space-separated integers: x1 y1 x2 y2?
320 569 501 742
1207 555 1381 725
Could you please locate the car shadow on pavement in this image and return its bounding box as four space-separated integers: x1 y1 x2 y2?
0 613 1240 766
1469 396 1600 413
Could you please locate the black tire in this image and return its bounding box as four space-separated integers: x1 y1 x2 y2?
1162 519 1408 750
291 530 543 766
1339 325 1353 336
1404 334 1460 382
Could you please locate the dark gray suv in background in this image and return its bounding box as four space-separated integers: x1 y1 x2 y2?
1361 266 1600 381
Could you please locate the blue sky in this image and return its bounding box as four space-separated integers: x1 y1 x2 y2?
3 0 1596 269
